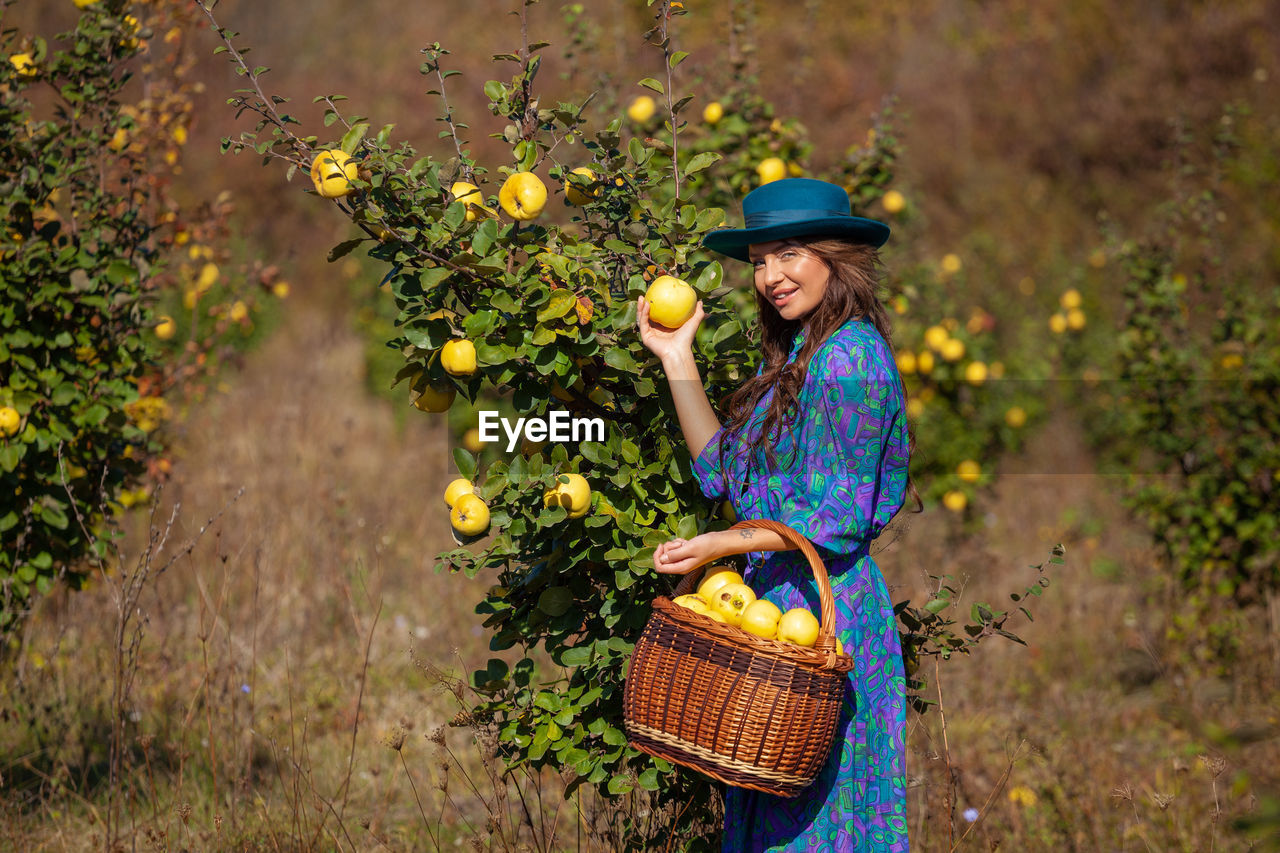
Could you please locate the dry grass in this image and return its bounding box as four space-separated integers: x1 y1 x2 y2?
1 270 516 849
879 418 1280 851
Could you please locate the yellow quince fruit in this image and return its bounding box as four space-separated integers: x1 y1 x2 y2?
450 180 493 221
627 95 656 123
499 171 547 221
444 478 475 508
310 150 359 198
563 167 599 206
756 157 786 185
543 473 591 519
643 275 696 329
440 339 477 377
450 494 490 537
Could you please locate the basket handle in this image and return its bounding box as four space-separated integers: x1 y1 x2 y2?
671 519 840 652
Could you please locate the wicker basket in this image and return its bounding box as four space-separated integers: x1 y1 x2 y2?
622 519 853 798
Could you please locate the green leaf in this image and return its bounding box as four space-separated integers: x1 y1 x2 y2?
537 586 573 617
694 207 726 232
638 78 665 96
685 152 721 176
340 122 369 153
41 504 69 531
559 644 593 666
104 260 137 285
473 218 499 257
419 267 453 291
327 239 364 262
604 348 638 371
538 289 578 322
693 261 723 292
924 598 950 615
711 320 741 348
607 774 634 795
0 445 24 472
453 448 477 481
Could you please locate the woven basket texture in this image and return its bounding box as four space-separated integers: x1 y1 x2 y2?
623 520 853 798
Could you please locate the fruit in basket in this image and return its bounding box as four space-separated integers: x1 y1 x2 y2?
673 594 710 614
697 566 743 600
740 599 782 639
711 583 757 627
703 610 727 624
777 608 820 647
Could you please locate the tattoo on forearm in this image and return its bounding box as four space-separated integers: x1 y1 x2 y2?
738 529 754 540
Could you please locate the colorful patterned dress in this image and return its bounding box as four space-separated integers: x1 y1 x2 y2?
692 316 911 852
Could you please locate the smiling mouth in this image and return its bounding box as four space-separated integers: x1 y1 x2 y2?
769 289 798 307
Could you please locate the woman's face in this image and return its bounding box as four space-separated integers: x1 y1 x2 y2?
748 240 831 321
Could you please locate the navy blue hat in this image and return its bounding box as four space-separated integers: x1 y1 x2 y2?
702 177 890 262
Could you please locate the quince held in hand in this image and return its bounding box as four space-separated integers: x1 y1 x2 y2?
644 275 697 329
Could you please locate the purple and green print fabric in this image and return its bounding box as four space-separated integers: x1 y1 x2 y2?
693 316 911 852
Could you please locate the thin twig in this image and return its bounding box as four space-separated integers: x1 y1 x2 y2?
336 603 381 820
399 750 438 849
190 0 309 160
658 1 682 198
948 739 1028 851
934 655 956 849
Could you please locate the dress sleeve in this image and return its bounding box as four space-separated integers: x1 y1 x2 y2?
691 426 729 501
770 329 909 556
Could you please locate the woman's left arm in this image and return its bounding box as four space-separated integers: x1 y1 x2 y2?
653 527 795 575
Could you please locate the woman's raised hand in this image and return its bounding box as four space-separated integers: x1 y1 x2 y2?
637 297 705 365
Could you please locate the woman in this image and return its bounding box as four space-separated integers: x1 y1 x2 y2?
637 177 912 852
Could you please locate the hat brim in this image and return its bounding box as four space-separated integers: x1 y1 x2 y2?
701 216 890 262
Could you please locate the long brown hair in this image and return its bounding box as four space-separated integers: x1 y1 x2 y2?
720 237 921 508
